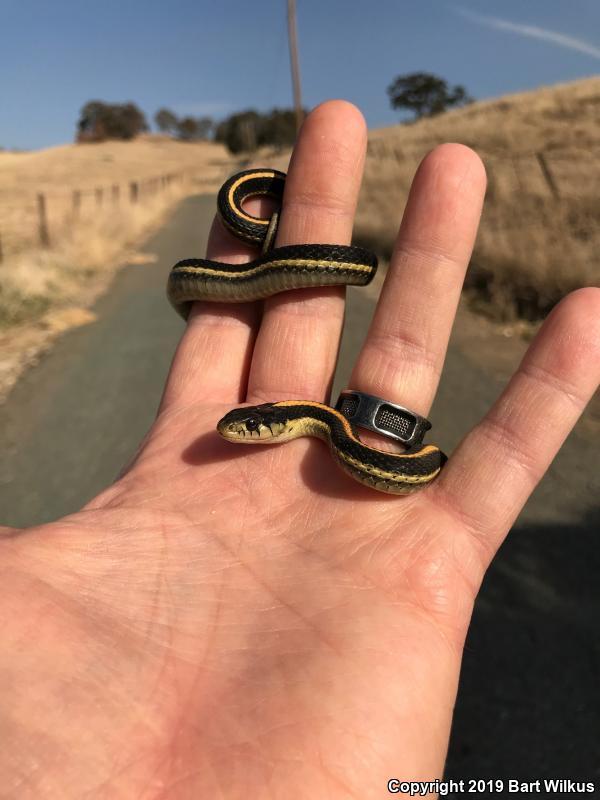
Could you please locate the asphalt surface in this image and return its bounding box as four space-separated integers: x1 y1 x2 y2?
1 194 598 788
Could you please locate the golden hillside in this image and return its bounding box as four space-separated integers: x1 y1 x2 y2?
1 75 598 334
369 75 600 156
0 136 229 256
0 135 233 397
0 135 228 197
357 76 600 320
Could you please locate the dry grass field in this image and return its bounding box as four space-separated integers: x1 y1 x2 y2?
0 75 597 344
264 76 599 321
0 135 230 327
0 135 232 398
357 76 600 321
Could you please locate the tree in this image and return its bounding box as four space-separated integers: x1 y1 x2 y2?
153 110 214 141
387 72 472 120
214 111 262 154
175 116 214 141
214 108 301 154
154 108 178 135
261 108 298 149
176 117 199 141
77 101 148 142
194 117 214 140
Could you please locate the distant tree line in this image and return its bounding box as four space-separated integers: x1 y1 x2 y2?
214 108 301 154
154 108 214 141
76 101 215 143
75 100 301 152
75 73 470 147
154 106 301 152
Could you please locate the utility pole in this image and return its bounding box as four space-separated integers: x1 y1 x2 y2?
287 0 303 133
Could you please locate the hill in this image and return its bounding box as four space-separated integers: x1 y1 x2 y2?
1 77 598 397
0 136 230 325
368 75 600 156
357 76 600 321
0 135 232 397
0 136 228 258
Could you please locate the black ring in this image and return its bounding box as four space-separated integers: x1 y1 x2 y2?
335 390 432 447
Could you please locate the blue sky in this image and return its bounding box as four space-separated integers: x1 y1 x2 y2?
1 0 599 150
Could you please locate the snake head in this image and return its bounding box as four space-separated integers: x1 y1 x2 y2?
217 403 284 443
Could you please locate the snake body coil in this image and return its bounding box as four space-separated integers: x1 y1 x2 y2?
217 401 446 495
167 168 445 494
167 169 377 317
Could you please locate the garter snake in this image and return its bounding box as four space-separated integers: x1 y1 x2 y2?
166 168 377 316
217 401 446 495
167 168 446 494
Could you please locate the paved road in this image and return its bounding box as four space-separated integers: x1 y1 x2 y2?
1 194 598 785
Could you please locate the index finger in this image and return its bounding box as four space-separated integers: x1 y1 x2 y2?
159 198 268 411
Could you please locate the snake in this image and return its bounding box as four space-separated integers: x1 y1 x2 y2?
167 168 446 494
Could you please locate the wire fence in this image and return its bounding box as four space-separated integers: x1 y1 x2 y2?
365 139 596 201
2 144 594 265
0 171 196 263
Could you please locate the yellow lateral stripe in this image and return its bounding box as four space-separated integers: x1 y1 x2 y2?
173 258 373 280
338 449 441 484
228 171 278 226
274 401 439 459
288 414 439 482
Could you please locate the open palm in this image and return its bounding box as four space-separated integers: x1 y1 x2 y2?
1 102 598 799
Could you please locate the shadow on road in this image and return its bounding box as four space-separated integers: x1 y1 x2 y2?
446 504 600 782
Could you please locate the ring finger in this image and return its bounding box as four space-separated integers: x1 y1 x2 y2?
349 144 486 425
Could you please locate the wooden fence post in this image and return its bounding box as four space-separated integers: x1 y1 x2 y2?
72 190 81 218
484 162 495 200
112 184 120 205
37 193 50 248
130 182 138 203
511 157 525 194
536 151 560 199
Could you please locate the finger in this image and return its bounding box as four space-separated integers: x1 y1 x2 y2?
432 288 600 558
350 144 486 418
160 199 271 411
245 100 367 404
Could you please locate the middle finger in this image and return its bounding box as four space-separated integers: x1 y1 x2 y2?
245 100 367 404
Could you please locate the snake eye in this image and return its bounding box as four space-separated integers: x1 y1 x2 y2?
245 415 261 432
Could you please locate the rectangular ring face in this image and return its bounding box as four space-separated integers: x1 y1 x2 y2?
374 404 415 440
335 391 431 446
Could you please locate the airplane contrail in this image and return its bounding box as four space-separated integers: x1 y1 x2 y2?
454 7 600 60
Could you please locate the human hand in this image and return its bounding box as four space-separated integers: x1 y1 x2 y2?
1 101 598 799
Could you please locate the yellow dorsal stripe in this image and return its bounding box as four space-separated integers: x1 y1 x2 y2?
338 448 441 483
228 171 279 226
273 400 438 459
173 259 373 280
